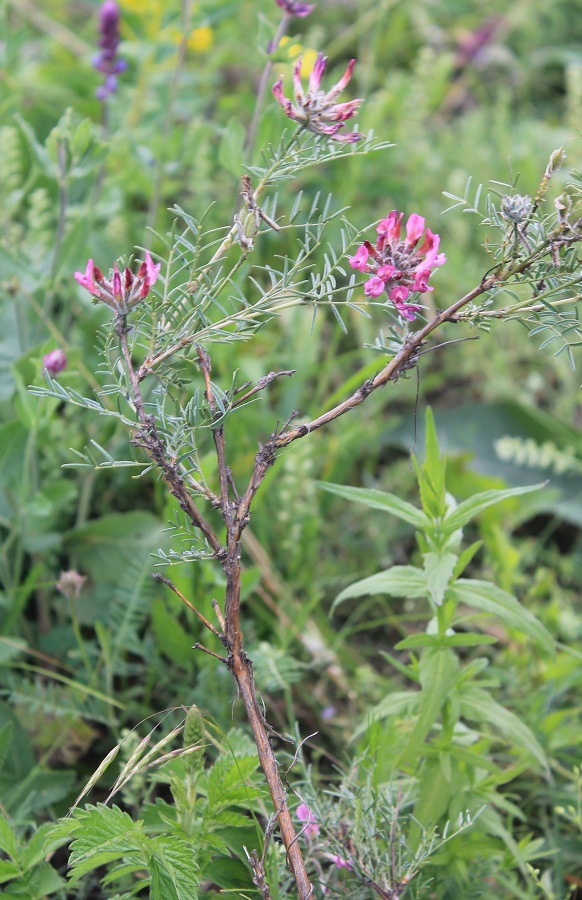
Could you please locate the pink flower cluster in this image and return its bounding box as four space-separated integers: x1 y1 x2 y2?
74 252 161 315
296 804 353 871
273 54 363 143
349 211 446 321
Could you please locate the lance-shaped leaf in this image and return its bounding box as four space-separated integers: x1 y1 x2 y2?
318 482 428 527
443 483 546 533
333 565 428 610
448 579 554 655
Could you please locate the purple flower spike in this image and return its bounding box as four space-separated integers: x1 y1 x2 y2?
43 348 67 375
93 1 126 100
275 0 316 17
273 54 364 143
349 211 446 321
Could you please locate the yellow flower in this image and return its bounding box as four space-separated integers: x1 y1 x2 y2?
188 25 213 52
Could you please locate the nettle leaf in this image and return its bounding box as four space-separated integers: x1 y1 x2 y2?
423 551 457 605
395 647 459 768
333 566 428 609
204 754 261 810
67 805 145 881
0 813 17 860
443 483 545 532
148 835 199 900
448 580 554 655
318 482 428 527
459 688 548 770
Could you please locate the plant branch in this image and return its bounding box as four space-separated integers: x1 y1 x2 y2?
115 317 225 558
152 573 224 639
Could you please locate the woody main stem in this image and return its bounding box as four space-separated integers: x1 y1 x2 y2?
121 325 313 898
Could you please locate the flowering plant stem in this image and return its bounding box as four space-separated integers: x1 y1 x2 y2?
108 248 520 897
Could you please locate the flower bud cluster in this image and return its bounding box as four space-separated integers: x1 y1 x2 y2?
349 211 446 321
93 1 127 100
275 0 315 16
273 54 363 143
74 252 161 315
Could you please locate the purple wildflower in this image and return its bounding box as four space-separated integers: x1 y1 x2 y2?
296 803 320 838
275 0 315 16
74 252 161 315
43 348 67 375
272 54 364 142
349 211 446 321
93 1 127 100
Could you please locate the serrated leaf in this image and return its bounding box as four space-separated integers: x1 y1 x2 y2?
459 688 547 769
448 580 554 655
333 566 428 609
0 813 17 860
149 835 199 900
68 805 144 879
395 648 459 768
423 551 457 605
0 859 21 884
444 483 545 532
317 482 428 527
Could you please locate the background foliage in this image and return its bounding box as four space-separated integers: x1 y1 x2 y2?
1 0 581 897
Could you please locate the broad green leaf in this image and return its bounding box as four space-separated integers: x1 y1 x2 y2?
317 482 428 527
395 647 459 768
444 483 545 532
449 579 554 655
459 687 547 769
411 758 455 838
333 566 427 609
353 691 418 738
423 551 457 605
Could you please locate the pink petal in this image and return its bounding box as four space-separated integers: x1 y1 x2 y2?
325 58 355 101
377 211 402 243
309 53 327 93
405 214 425 247
377 264 396 280
74 259 101 297
364 276 386 298
144 250 161 285
348 245 369 271
389 285 410 303
293 57 304 101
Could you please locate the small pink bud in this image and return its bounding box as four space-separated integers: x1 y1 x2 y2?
43 348 67 375
112 264 122 298
124 267 133 290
